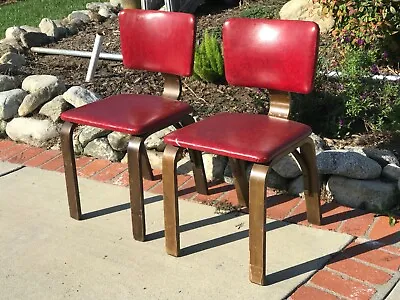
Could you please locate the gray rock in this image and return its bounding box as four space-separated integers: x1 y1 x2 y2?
279 0 335 34
87 11 107 23
98 7 117 19
84 137 123 162
79 126 110 147
317 150 382 179
0 52 26 68
310 132 327 153
382 164 400 181
288 175 304 196
174 152 228 182
110 0 122 7
72 126 84 155
0 120 6 137
22 75 65 94
344 146 399 167
327 176 398 212
0 89 27 120
107 131 130 151
20 32 50 48
39 18 64 40
224 162 287 191
63 86 100 107
39 95 71 122
5 117 58 147
68 11 91 23
0 63 16 73
0 75 20 92
0 42 17 57
272 154 302 179
0 38 23 52
19 75 66 116
19 25 41 33
144 126 175 151
202 153 228 182
5 26 26 42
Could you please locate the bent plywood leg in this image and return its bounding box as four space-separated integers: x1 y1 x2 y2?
188 149 208 195
163 145 182 257
60 122 81 220
249 164 268 285
140 146 154 181
293 138 321 225
179 115 208 195
127 136 146 241
229 158 249 207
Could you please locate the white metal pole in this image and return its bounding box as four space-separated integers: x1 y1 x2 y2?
30 47 123 61
165 0 172 11
141 0 147 9
85 33 104 82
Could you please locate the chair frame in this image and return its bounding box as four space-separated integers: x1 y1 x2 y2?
162 89 322 285
60 73 209 242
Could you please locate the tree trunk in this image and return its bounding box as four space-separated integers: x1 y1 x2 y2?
121 0 142 9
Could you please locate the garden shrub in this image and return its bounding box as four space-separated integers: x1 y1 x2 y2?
318 0 400 56
193 30 224 83
239 5 275 19
292 50 400 138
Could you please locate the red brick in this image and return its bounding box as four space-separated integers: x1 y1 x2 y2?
176 177 198 199
289 286 339 300
24 150 60 167
218 189 240 206
0 139 16 151
344 241 400 271
77 159 111 178
111 170 129 187
149 174 191 195
311 270 376 299
194 182 233 203
339 212 375 237
267 194 302 220
92 162 128 182
7 146 44 164
40 155 64 171
75 156 94 169
328 257 392 285
368 216 400 241
0 143 30 160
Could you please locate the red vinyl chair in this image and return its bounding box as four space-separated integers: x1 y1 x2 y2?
60 9 208 242
162 18 322 285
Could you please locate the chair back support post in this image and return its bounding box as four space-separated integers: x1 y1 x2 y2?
268 90 291 119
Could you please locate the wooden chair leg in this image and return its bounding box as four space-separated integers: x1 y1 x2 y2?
179 115 208 195
127 136 146 241
140 145 154 181
229 158 249 207
60 122 81 220
163 145 182 257
188 149 208 195
249 163 268 285
292 138 321 225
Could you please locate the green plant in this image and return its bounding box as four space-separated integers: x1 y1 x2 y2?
292 50 400 138
239 5 275 19
193 30 224 83
318 0 400 55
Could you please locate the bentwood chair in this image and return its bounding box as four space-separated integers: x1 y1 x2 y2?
60 9 208 242
162 18 322 285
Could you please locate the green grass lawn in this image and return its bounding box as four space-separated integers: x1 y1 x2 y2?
0 0 92 38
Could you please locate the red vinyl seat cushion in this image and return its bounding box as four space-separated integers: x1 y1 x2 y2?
61 94 192 135
164 113 312 163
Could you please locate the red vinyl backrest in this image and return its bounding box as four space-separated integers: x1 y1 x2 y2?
222 18 319 94
119 9 196 77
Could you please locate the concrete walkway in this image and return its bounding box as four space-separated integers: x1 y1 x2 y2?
0 163 353 300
